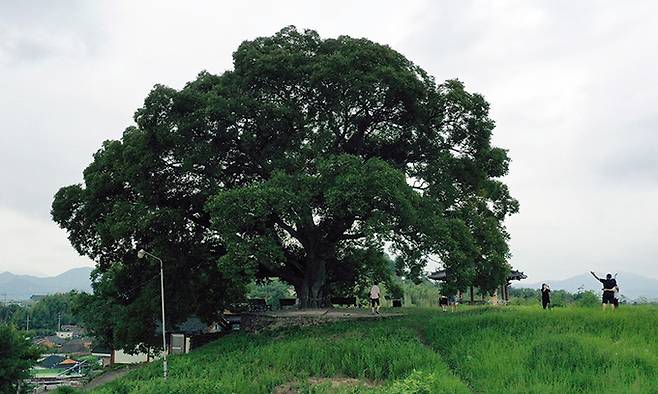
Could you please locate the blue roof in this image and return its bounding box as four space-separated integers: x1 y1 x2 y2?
38 355 67 369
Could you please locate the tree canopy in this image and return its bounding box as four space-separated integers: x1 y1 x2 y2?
1 293 78 333
0 324 40 393
52 26 517 349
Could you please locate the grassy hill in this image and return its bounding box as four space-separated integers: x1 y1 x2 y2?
83 306 658 393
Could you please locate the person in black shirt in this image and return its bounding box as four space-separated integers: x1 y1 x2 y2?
439 294 448 312
613 284 620 308
590 271 617 309
541 283 551 309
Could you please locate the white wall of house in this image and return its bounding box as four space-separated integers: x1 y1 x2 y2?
56 331 73 339
112 349 150 364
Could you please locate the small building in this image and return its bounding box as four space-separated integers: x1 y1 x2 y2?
59 358 79 367
167 316 232 355
35 337 61 350
428 268 528 303
60 324 86 336
503 270 528 301
112 349 151 364
60 339 91 355
56 331 74 339
35 335 66 350
30 355 84 391
91 346 113 368
38 355 67 369
101 316 234 366
35 335 91 356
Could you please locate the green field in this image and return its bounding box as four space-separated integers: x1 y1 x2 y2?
86 306 658 393
31 368 67 378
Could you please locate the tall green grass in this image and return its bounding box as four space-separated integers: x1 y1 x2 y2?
425 306 658 393
90 316 467 393
85 306 658 393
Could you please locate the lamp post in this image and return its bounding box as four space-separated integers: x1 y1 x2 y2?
137 249 168 380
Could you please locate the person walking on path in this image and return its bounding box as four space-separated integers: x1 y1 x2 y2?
590 271 617 309
541 283 551 309
370 282 381 314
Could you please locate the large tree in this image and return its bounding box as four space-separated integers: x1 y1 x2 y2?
53 27 517 345
0 325 40 394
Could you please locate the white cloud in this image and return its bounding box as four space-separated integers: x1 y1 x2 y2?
0 207 93 276
400 0 658 281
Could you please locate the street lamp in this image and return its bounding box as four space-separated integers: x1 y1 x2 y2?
137 248 168 380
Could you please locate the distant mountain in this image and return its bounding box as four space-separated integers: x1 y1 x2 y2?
0 267 93 300
516 272 658 301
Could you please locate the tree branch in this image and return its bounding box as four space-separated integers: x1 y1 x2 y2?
275 218 300 239
340 232 365 241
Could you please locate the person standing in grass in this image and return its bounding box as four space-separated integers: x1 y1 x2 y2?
439 294 449 312
612 273 620 308
447 293 457 312
370 282 381 314
541 283 551 309
490 291 498 305
590 271 617 309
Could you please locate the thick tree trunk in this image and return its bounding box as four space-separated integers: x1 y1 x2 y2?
295 259 330 308
286 219 341 309
296 281 330 308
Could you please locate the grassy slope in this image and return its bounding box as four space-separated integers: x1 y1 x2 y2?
427 306 658 393
88 306 658 393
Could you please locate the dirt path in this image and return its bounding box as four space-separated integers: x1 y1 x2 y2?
83 366 138 391
242 308 404 332
410 315 475 393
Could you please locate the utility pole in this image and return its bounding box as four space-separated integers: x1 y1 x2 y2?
26 314 29 331
58 312 62 331
137 249 169 380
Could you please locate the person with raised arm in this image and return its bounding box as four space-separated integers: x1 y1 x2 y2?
590 271 617 310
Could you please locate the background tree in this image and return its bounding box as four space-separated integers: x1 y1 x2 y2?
0 324 40 394
52 27 517 346
1 293 78 333
247 279 294 309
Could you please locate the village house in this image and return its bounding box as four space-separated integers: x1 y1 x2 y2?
29 355 85 391
103 315 234 366
56 331 73 339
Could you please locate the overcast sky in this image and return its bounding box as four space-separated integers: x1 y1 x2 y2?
1 1 657 282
